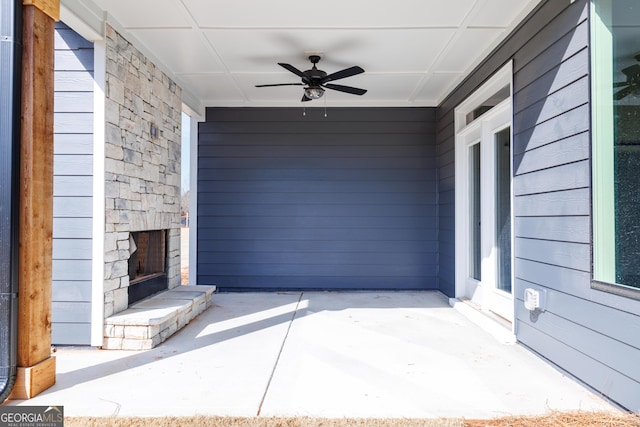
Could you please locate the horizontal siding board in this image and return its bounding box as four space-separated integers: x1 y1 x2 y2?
198 168 432 182
517 321 640 412
53 218 92 239
199 144 433 158
514 188 590 217
198 262 436 277
439 189 454 206
199 121 433 135
52 280 92 302
198 227 436 242
516 238 590 271
199 156 434 170
514 132 589 175
198 240 438 254
438 161 455 181
515 216 590 243
199 251 434 267
53 154 93 175
54 176 93 196
197 180 430 194
55 112 94 133
437 146 454 166
54 92 94 113
54 49 94 71
514 160 589 196
438 216 455 232
52 239 93 260
55 28 94 50
52 260 92 281
51 301 91 323
515 261 590 299
197 275 436 290
199 191 435 206
197 215 435 229
52 323 91 346
200 132 429 147
205 107 435 123
54 133 93 154
54 70 94 92
53 197 93 218
439 175 454 192
199 203 435 218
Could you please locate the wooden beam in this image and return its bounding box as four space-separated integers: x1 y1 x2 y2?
22 0 59 21
10 3 58 400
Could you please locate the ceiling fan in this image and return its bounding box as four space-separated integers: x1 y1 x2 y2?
256 55 367 102
615 54 640 100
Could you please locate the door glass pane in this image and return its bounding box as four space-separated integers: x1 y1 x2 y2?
470 143 481 281
495 128 511 293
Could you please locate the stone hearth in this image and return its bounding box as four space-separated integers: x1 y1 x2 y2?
103 285 216 350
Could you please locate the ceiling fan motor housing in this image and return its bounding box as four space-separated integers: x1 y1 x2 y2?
304 55 327 85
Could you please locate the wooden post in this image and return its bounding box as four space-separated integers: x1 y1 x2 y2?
8 0 59 400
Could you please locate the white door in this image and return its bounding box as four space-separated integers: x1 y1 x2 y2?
455 66 514 323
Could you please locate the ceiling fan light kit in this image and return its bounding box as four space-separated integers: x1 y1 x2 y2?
256 55 367 103
304 87 325 99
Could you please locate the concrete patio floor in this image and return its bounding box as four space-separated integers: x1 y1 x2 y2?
5 291 617 419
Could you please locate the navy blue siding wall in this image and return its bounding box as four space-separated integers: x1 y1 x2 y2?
437 0 640 411
52 22 94 345
198 108 437 291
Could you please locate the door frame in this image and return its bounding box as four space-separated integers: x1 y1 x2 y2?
454 62 514 323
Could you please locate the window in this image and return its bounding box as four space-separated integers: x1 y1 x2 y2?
592 0 640 297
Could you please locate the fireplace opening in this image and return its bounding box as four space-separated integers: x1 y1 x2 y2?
128 230 168 305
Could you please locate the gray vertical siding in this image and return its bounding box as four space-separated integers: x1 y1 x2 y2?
198 107 437 291
52 22 94 345
436 0 640 411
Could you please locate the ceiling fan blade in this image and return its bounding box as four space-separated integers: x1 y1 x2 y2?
324 83 367 96
615 85 635 100
278 63 307 79
322 66 364 83
255 83 304 87
614 82 630 87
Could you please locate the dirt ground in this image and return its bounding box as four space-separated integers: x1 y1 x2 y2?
65 412 640 427
181 264 188 285
181 226 189 285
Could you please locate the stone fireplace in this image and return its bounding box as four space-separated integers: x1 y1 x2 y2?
102 23 182 319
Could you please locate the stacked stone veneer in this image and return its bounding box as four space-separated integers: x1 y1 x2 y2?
103 24 182 319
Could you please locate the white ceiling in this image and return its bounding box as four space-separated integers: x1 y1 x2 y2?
61 0 541 114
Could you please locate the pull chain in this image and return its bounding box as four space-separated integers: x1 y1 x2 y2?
324 92 328 117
